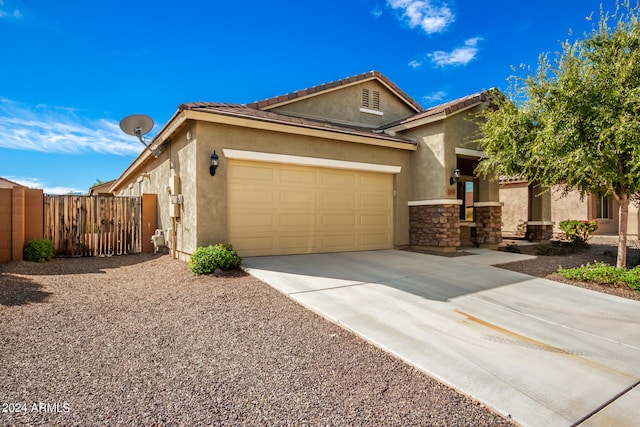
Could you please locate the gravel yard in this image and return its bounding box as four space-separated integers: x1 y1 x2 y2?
1 254 512 426
497 237 640 302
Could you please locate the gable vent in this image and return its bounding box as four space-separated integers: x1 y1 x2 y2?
372 90 380 110
362 88 370 108
360 88 383 116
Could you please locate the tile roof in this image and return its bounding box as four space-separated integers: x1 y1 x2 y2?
499 175 528 184
179 102 416 144
383 88 499 129
246 70 423 113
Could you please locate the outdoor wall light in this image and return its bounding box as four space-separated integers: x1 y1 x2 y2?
449 168 461 185
210 151 220 176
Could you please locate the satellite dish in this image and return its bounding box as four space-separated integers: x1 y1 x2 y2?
119 114 164 157
120 114 154 139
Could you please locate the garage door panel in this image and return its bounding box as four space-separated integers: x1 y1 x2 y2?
230 211 274 227
322 214 356 226
360 194 391 208
360 214 390 226
280 168 318 185
279 235 318 250
323 234 356 249
360 233 391 247
232 236 274 254
279 213 317 226
230 164 274 181
228 160 393 256
229 185 274 204
359 174 390 188
322 192 356 207
279 191 317 206
323 171 357 188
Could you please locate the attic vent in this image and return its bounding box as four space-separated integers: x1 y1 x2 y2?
360 88 384 116
362 88 370 108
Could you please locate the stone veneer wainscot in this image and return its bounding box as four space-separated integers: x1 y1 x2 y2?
409 200 462 251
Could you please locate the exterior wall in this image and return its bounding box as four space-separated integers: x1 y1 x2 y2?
271 80 416 128
194 121 413 254
500 183 640 238
404 106 501 249
406 122 449 200
627 203 640 238
500 182 528 235
114 124 199 258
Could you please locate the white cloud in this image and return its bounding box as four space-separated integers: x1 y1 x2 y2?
422 90 447 103
408 59 423 68
371 8 383 18
0 98 143 156
428 37 482 66
387 0 454 34
0 0 23 20
6 176 83 195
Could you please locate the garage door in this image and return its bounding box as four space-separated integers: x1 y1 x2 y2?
228 159 393 256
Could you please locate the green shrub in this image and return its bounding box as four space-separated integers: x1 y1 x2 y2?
188 244 242 275
558 261 640 291
559 220 598 246
502 242 521 253
23 239 54 263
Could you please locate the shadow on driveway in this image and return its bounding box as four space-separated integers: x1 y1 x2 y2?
244 249 534 302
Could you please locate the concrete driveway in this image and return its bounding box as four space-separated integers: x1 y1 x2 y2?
244 249 640 427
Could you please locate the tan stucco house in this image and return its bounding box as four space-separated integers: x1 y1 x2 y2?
500 178 640 239
110 71 502 259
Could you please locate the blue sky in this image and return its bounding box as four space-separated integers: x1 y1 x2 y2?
0 0 617 194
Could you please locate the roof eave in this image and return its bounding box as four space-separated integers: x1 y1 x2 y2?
183 109 418 150
252 71 423 114
386 99 485 132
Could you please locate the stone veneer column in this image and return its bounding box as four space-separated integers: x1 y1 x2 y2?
527 182 553 241
408 200 461 252
473 202 503 248
526 221 554 241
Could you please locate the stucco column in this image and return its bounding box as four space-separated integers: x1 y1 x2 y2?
527 183 553 241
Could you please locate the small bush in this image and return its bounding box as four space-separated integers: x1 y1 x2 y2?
502 242 521 253
535 244 573 256
559 220 598 246
188 244 242 275
558 262 640 291
23 239 54 263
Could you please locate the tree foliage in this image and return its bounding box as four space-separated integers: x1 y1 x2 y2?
475 1 640 267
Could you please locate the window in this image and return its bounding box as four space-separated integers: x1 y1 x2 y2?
595 195 611 219
457 181 474 221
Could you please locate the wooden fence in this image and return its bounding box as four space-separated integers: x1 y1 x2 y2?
44 196 142 257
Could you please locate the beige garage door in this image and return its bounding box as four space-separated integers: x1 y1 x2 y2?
228 159 393 256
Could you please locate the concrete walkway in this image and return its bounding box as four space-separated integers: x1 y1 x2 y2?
244 249 640 427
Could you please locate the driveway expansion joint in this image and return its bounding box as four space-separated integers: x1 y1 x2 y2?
570 379 640 427
288 276 408 295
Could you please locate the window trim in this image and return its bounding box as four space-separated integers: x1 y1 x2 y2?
595 195 612 220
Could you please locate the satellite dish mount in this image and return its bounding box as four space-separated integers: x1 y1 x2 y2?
119 114 163 157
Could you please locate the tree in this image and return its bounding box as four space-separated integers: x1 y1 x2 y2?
476 1 640 268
